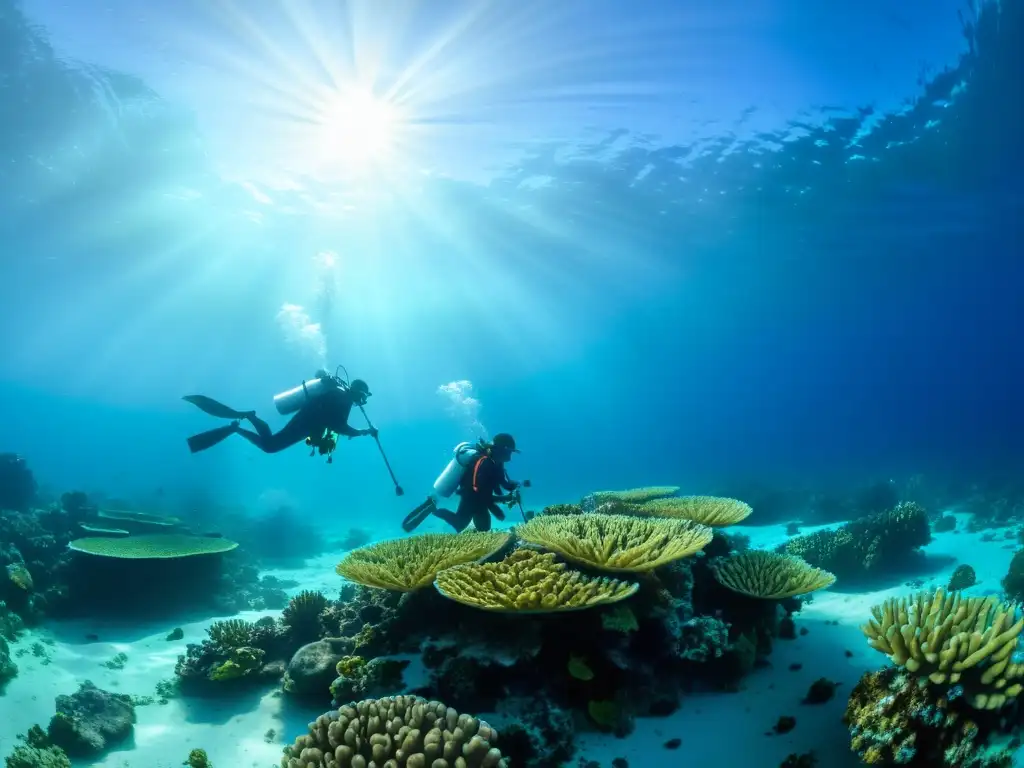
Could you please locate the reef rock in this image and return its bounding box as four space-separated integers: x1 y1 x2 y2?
282 638 348 699
47 680 135 756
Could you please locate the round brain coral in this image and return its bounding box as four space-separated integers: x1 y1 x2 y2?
335 531 510 592
516 513 712 572
434 549 639 613
711 550 836 599
639 495 753 526
68 534 238 559
281 695 508 768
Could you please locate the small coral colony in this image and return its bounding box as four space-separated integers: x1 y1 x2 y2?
3 461 1024 767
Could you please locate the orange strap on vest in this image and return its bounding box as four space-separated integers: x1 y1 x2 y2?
471 455 489 493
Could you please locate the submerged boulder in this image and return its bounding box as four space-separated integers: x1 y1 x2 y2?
282 638 348 700
47 680 135 756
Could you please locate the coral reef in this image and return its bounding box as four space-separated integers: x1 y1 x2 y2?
845 666 1014 766
779 501 932 581
1000 550 1024 603
282 590 330 644
711 551 836 599
336 532 511 591
283 639 351 699
589 486 680 505
65 533 241 617
861 588 1024 709
0 454 36 512
434 550 639 612
948 564 978 592
47 681 135 757
281 695 508 768
4 727 71 768
174 616 289 692
638 495 753 526
516 513 713 572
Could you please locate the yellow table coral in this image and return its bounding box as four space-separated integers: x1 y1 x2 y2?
434 549 639 613
862 588 1024 709
711 550 835 599
591 486 680 504
640 495 753 526
68 534 238 558
516 513 712 572
335 531 510 591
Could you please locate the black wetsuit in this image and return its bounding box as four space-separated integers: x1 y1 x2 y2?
234 386 362 453
433 453 516 532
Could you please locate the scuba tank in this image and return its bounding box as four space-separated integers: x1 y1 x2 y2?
273 376 339 415
432 441 483 499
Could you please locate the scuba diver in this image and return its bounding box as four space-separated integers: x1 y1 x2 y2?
402 433 524 533
183 369 378 459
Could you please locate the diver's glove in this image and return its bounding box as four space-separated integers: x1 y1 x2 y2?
365 427 379 438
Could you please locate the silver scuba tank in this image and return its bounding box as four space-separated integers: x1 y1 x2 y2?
432 441 481 499
273 377 337 415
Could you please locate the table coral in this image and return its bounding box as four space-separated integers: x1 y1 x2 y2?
711 550 836 599
335 532 510 591
434 549 639 613
639 495 753 526
516 513 712 572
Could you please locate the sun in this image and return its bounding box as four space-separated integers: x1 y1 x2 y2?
314 89 400 172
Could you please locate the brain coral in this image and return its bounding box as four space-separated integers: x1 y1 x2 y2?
434 549 639 613
281 695 507 768
335 531 510 591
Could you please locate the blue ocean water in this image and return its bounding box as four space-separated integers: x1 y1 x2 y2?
1 0 1023 766
2 0 1019 528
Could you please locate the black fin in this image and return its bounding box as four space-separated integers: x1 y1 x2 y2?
187 424 239 453
402 498 436 533
183 395 251 420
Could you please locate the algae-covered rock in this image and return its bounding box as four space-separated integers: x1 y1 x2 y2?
282 639 347 699
47 681 135 756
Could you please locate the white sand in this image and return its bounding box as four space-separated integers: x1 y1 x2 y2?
1 513 1019 767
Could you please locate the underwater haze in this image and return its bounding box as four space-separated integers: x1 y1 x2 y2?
7 3 1024 768
1 0 1023 533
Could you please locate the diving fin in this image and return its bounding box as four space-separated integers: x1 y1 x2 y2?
183 395 253 420
187 423 240 454
402 498 437 533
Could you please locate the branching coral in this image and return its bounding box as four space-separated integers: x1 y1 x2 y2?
779 501 931 580
639 495 753 526
281 695 508 768
862 588 1024 709
516 513 712 572
282 590 329 642
433 549 639 613
711 551 836 599
335 532 510 592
